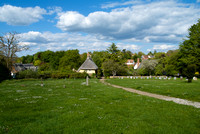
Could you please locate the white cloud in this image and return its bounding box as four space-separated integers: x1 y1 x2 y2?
153 44 177 50
0 5 46 25
56 1 200 44
18 31 113 55
117 43 140 50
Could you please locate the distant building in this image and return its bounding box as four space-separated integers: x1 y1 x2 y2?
77 53 98 75
142 55 154 60
125 59 135 66
134 58 140 69
11 63 38 76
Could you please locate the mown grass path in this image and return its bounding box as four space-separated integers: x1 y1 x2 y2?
101 79 200 108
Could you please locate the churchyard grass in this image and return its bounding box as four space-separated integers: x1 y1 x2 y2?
0 79 200 133
107 77 200 102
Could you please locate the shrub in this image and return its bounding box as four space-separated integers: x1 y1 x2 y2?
16 70 39 79
185 64 196 83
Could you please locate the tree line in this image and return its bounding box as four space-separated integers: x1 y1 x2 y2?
1 19 200 82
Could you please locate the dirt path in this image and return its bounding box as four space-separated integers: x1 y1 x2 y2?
100 79 200 109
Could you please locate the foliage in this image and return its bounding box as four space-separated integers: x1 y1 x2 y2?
34 60 42 66
16 70 39 79
0 32 29 70
140 60 158 75
0 56 10 82
102 59 120 76
107 43 119 54
185 64 196 83
21 55 34 64
59 49 81 70
179 19 200 77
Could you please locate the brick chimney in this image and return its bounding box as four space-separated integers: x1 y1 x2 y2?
137 58 140 66
87 52 90 58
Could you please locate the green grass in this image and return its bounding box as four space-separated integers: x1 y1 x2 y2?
0 79 200 134
107 78 200 102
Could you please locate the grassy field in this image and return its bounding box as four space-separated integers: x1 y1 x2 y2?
107 78 200 102
0 79 200 134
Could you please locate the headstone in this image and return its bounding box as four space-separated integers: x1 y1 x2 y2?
147 77 149 79
193 77 197 80
86 76 89 86
41 77 44 87
136 76 138 79
121 77 123 79
180 76 183 80
127 76 129 78
141 76 143 79
155 76 157 79
130 76 133 79
174 77 176 80
159 77 161 80
133 77 135 79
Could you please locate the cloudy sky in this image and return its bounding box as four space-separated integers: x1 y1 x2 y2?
0 0 200 56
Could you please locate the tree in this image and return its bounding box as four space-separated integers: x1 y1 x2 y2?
0 32 28 70
179 19 200 79
185 64 196 83
140 60 158 75
102 59 120 76
59 49 81 71
107 43 119 54
0 55 10 82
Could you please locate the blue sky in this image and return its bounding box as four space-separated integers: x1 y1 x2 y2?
0 0 200 56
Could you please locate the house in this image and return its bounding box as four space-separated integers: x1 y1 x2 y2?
11 63 38 77
134 58 140 69
77 53 98 75
126 59 135 66
142 55 154 60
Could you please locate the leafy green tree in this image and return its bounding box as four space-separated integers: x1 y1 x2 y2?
154 52 166 59
59 49 81 71
49 51 65 70
148 51 153 56
21 55 34 63
179 19 200 76
140 60 158 75
121 49 132 59
80 53 87 64
34 60 42 66
107 43 119 54
102 59 120 76
185 64 196 83
41 50 54 63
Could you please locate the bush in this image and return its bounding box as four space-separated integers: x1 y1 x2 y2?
16 70 39 79
0 60 10 82
185 64 196 83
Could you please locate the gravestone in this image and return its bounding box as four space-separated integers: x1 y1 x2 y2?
193 77 197 80
130 76 133 79
174 77 176 80
86 76 89 86
180 76 183 80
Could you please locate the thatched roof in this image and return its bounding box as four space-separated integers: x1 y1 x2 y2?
78 57 98 71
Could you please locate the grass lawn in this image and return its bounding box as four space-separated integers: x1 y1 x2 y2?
0 79 200 134
107 78 200 102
